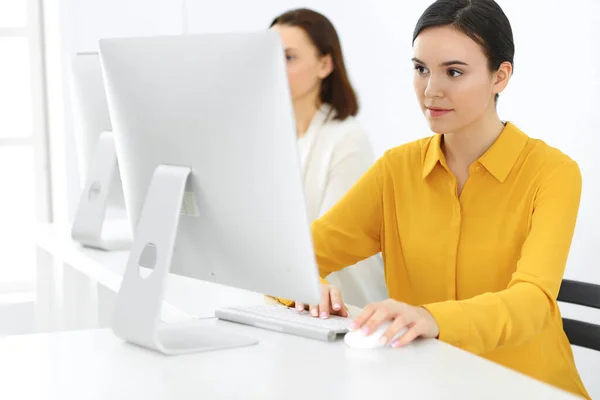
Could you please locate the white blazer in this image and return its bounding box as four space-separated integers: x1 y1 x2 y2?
298 104 388 308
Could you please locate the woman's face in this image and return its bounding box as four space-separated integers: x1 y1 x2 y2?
412 26 509 134
272 24 332 102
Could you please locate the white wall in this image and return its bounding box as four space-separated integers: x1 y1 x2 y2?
47 0 600 396
0 293 35 335
70 0 183 51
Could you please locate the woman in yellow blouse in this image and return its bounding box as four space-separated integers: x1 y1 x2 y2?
282 0 589 397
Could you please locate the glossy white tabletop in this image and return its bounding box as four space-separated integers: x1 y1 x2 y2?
0 318 576 400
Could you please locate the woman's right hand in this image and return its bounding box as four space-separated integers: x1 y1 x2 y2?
294 284 349 319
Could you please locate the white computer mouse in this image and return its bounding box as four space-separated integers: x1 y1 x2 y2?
344 321 408 349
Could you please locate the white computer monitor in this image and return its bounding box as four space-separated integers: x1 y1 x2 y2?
99 31 322 354
70 52 131 250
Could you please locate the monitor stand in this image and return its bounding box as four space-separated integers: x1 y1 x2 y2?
111 164 258 355
71 131 132 250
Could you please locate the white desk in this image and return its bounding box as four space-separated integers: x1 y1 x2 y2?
0 320 577 400
30 224 587 398
34 224 266 332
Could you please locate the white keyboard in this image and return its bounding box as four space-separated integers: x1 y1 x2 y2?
215 305 352 342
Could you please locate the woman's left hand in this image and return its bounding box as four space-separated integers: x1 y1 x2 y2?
350 299 440 348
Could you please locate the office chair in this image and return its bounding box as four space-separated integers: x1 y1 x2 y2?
557 279 600 351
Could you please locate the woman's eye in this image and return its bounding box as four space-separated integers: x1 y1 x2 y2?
414 65 429 75
447 69 463 77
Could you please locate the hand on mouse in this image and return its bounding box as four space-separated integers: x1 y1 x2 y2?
295 284 349 319
350 299 439 348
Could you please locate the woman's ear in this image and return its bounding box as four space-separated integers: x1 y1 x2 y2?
318 54 334 79
493 61 512 97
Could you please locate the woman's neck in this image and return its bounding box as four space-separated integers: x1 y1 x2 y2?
442 109 505 168
293 95 321 138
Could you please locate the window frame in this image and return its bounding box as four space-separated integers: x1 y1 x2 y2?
0 0 52 292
